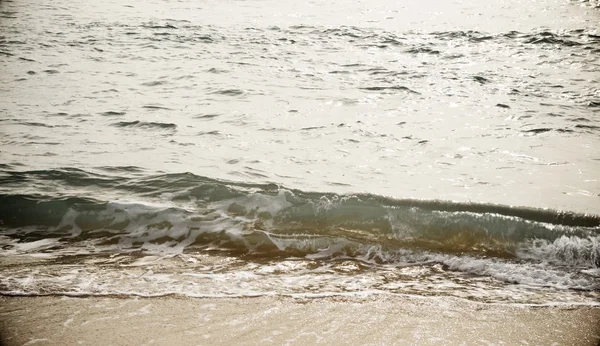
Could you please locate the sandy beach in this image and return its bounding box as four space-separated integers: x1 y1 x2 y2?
1 295 599 346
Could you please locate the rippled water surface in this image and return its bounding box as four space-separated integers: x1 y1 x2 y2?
0 0 599 304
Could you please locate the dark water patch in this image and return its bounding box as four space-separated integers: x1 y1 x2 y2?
24 141 63 146
0 51 14 56
259 25 282 33
588 101 600 107
3 40 26 45
26 71 35 75
327 181 352 187
0 194 102 228
358 67 383 72
211 89 244 96
112 121 177 130
142 105 172 111
194 35 214 43
0 163 16 170
170 140 195 146
469 35 494 42
301 126 325 131
95 166 145 174
194 113 220 119
575 124 600 130
496 104 510 108
380 38 402 46
321 26 373 40
142 24 179 30
243 166 270 179
0 11 18 19
20 140 64 145
174 75 195 80
21 122 54 128
369 70 406 77
442 53 465 60
18 57 35 62
472 76 490 84
259 127 291 132
100 111 126 116
207 68 228 74
570 117 591 122
38 152 58 157
198 130 221 136
0 168 120 190
43 70 59 74
523 128 553 134
164 18 192 24
277 37 296 44
405 47 440 54
141 80 167 87
358 43 389 49
524 32 582 46
70 113 91 119
432 30 494 42
360 86 419 94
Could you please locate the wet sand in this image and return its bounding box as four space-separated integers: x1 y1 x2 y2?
1 295 599 345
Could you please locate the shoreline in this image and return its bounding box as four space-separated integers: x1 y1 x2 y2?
1 295 599 346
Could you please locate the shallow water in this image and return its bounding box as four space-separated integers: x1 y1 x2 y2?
0 0 599 305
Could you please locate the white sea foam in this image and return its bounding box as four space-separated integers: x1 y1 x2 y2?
1 254 598 306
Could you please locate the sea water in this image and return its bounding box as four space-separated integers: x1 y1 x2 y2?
0 0 599 305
